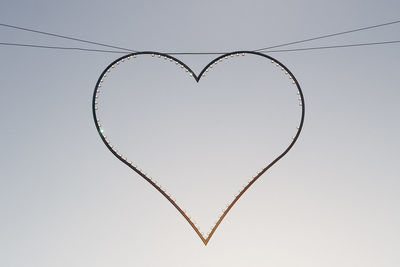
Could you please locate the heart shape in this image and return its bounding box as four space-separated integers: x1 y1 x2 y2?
92 51 305 245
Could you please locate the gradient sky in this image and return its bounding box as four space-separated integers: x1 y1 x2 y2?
1 0 399 266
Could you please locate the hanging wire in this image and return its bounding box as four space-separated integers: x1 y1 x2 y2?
0 23 136 53
0 42 126 54
1 19 400 55
252 19 400 52
0 40 400 55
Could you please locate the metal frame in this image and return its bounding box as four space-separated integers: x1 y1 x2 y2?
92 51 305 245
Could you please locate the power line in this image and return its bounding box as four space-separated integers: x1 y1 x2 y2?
1 40 399 55
0 23 136 53
253 19 400 52
1 19 400 55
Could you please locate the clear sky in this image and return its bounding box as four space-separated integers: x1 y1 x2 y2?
0 0 399 266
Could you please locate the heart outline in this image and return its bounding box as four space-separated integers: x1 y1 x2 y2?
92 51 305 245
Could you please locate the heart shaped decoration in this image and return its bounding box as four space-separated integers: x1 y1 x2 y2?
92 51 305 245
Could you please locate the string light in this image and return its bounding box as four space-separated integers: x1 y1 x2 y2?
92 51 304 245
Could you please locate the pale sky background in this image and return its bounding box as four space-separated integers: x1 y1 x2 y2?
1 0 399 266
